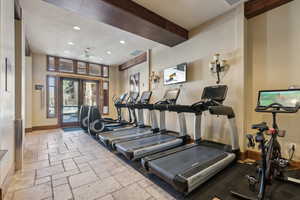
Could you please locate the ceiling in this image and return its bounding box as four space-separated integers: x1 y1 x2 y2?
21 0 242 65
133 0 241 30
20 0 161 65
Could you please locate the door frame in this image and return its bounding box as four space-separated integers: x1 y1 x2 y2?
58 77 100 127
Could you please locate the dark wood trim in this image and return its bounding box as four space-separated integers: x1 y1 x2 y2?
243 150 300 168
25 128 33 133
43 0 188 47
245 0 294 19
47 55 109 78
25 38 31 57
46 75 58 119
119 52 147 71
14 0 22 20
32 125 60 131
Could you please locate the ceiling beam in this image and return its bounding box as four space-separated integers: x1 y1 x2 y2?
43 0 188 47
119 52 147 71
14 0 22 20
245 0 294 19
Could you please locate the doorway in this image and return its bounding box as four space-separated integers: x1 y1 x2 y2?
59 77 99 127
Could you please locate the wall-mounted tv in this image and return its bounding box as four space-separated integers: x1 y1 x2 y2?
163 63 187 85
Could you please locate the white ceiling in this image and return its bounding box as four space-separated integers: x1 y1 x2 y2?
20 0 161 65
133 0 240 30
21 0 242 65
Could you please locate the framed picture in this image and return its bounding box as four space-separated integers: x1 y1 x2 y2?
129 72 140 93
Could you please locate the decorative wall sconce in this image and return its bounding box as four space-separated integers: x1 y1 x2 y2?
150 71 160 84
209 53 230 84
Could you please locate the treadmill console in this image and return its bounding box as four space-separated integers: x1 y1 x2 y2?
201 85 228 103
139 91 152 104
115 93 128 104
128 92 139 103
160 88 181 104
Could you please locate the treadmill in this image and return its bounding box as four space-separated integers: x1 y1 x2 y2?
114 88 190 160
88 92 139 136
141 85 240 194
97 91 155 147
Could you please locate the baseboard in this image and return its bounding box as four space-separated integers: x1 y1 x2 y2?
31 125 60 131
25 128 32 133
244 150 300 168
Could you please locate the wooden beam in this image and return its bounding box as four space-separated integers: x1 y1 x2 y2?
25 38 31 56
43 0 188 47
14 0 22 20
245 0 294 19
119 52 147 71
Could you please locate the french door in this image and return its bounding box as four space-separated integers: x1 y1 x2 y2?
59 77 99 127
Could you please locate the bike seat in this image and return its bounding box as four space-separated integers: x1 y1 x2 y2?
252 122 269 131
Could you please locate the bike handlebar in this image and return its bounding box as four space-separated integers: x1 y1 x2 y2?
256 103 300 113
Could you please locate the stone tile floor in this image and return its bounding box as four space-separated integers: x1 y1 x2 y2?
4 129 175 200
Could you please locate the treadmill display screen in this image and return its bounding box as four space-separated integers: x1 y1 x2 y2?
202 85 228 101
141 92 151 101
164 89 180 101
129 92 139 101
258 90 300 108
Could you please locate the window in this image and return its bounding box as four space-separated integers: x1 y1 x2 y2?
47 75 57 118
47 56 56 71
77 61 87 74
59 58 74 73
102 81 109 115
89 63 102 76
102 65 109 77
47 55 109 78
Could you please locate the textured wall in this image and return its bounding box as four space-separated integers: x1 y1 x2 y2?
0 0 16 185
247 1 300 160
117 5 247 151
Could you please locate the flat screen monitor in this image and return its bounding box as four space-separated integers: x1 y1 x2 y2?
258 89 300 108
164 63 187 85
201 85 228 102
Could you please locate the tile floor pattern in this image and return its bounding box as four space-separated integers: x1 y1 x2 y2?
5 129 175 200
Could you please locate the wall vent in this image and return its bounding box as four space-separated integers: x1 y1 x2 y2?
224 0 241 6
130 50 143 56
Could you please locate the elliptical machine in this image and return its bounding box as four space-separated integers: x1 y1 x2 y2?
231 89 300 200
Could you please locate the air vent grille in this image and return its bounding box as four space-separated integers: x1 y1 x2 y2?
130 50 143 56
224 0 241 5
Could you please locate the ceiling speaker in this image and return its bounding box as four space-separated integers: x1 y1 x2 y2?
224 0 241 5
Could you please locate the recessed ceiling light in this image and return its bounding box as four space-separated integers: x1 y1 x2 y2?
120 40 125 44
64 50 70 54
99 57 103 61
73 26 81 31
68 42 74 45
106 51 111 55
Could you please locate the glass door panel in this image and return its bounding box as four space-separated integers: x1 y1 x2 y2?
83 81 98 106
61 78 79 125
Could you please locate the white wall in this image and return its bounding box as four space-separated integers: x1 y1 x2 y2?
25 57 32 129
118 5 246 151
0 0 16 187
151 5 246 149
247 1 300 160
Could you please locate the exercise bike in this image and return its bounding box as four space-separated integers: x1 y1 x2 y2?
231 89 300 200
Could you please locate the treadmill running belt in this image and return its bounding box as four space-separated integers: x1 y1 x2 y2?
102 127 151 139
117 135 177 151
148 146 226 182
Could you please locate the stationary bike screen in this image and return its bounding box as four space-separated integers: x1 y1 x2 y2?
258 89 300 108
